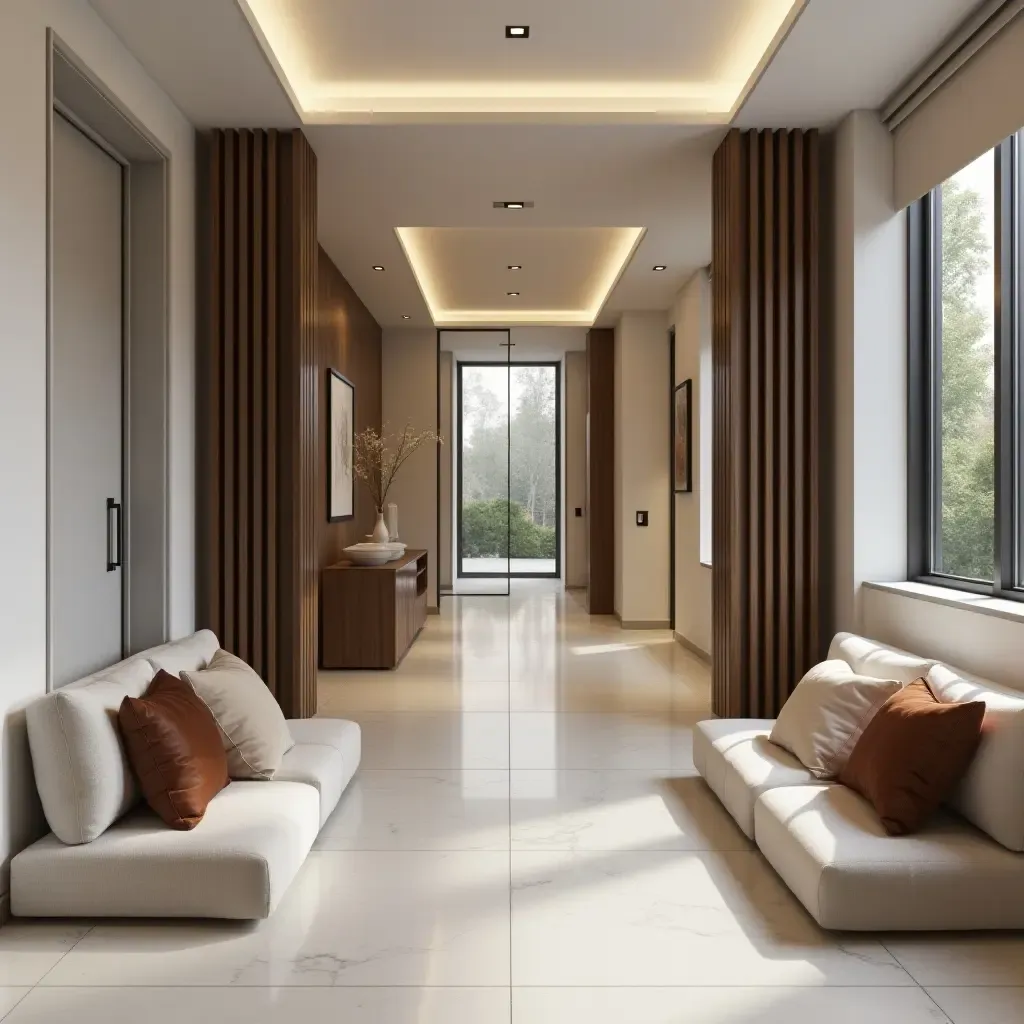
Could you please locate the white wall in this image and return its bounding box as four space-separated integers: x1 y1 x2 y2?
0 0 194 897
832 110 907 634
0 0 195 896
614 312 671 626
383 328 439 607
670 275 712 657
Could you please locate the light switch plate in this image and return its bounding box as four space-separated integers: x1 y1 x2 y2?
636 510 649 527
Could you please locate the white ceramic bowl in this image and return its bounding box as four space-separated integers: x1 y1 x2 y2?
343 543 393 566
385 542 407 559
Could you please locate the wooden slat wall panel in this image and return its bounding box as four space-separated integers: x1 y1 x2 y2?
711 128 829 719
197 128 319 719
586 328 615 614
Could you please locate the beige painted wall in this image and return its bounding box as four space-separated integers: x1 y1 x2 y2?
382 328 439 607
614 312 671 625
0 0 195 899
564 351 588 588
670 276 712 657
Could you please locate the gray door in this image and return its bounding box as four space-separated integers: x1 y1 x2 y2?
51 114 124 687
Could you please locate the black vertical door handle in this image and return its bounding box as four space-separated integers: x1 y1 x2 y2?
107 498 122 572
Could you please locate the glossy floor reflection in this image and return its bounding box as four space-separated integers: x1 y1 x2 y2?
4 582 1024 1022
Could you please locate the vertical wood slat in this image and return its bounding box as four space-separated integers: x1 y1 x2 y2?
711 128 828 719
197 128 318 718
585 328 615 615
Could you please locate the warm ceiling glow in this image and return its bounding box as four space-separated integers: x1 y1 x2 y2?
395 226 645 327
237 0 805 122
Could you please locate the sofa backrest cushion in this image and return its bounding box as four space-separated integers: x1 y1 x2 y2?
25 629 220 845
928 663 1024 851
829 632 935 684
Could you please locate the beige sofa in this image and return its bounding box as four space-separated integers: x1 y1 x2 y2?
11 630 360 920
695 632 1024 930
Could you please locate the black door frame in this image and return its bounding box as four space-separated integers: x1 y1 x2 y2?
456 359 562 580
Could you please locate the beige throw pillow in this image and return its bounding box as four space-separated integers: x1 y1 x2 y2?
770 660 902 779
182 650 294 780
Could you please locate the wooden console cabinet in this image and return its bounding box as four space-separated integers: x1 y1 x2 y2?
320 550 428 669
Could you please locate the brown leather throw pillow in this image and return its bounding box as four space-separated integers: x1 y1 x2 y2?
119 670 229 830
840 678 985 835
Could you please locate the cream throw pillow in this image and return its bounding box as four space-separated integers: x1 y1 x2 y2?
770 660 902 779
182 650 294 780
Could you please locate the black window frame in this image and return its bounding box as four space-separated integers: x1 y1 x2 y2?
908 132 1023 599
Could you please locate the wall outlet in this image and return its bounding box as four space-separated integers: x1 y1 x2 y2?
575 507 583 517
636 510 649 527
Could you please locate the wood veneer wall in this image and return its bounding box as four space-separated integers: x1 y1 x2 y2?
586 328 615 614
711 128 829 719
197 128 319 719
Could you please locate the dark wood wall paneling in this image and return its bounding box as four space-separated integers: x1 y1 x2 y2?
197 128 319 719
711 128 829 719
316 247 383 567
586 328 615 614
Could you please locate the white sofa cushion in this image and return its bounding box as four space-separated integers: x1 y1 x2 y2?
770 660 901 779
26 658 154 846
928 663 1024 851
10 780 319 919
693 719 815 838
754 783 1024 930
25 630 220 846
828 632 935 684
183 650 294 780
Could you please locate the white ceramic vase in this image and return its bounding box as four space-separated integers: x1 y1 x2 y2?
372 510 390 544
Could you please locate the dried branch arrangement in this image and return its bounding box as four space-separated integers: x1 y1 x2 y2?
353 424 441 512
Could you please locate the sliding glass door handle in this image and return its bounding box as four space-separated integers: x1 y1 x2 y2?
106 498 122 572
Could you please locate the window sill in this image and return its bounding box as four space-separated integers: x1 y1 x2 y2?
863 580 1024 626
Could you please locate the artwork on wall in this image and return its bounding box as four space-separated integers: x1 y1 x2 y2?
673 379 693 494
328 370 355 521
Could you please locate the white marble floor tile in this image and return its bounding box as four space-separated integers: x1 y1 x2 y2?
0 990 30 1021
511 848 913 987
511 987 951 1023
319 672 511 713
339 712 510 770
44 852 511 988
885 935 1024 986
510 770 751 852
315 769 510 851
0 924 91 987
509 712 694 770
6 987 511 1023
927 987 1024 1024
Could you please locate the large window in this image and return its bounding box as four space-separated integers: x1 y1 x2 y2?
909 133 1021 595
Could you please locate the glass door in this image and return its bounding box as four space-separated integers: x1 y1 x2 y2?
457 359 560 581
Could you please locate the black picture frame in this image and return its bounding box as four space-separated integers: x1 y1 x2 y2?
327 369 355 522
673 379 693 494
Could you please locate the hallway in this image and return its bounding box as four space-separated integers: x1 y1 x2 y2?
2 585 1024 1021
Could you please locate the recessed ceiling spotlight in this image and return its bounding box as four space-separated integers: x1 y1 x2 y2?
505 25 530 38
402 315 411 320
493 200 534 210
507 291 520 297
372 265 385 271
653 265 667 272
508 264 522 271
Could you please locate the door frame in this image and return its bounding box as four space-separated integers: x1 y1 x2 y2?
46 34 171 688
456 359 562 580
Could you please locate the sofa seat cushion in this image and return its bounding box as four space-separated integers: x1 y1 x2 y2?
754 783 1024 931
276 742 355 827
693 719 816 838
10 780 319 920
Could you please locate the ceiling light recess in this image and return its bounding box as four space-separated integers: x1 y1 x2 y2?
507 291 520 297
505 25 530 39
653 265 667 271
395 225 646 328
372 265 385 271
493 201 533 210
508 265 522 271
